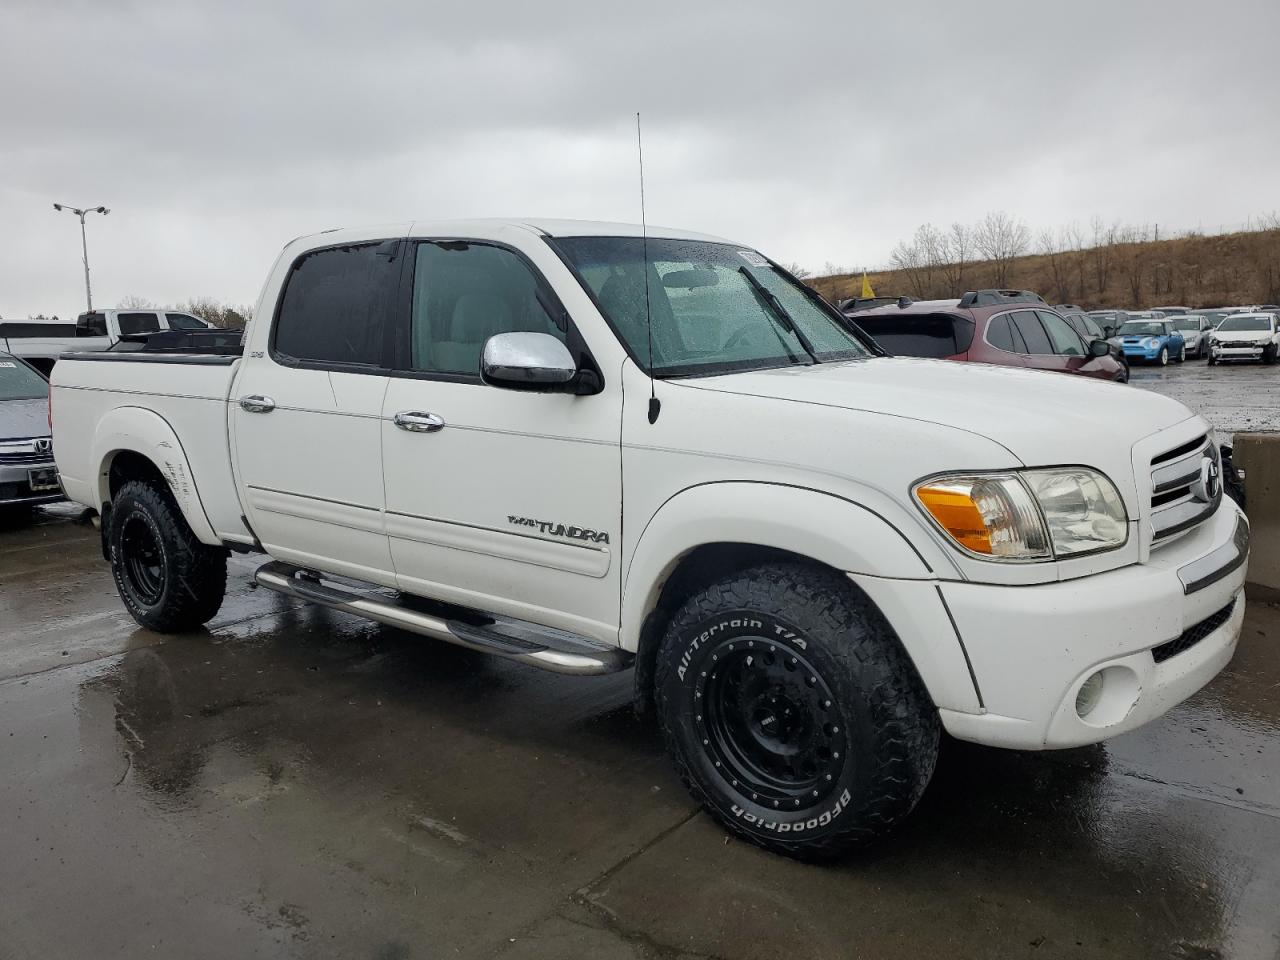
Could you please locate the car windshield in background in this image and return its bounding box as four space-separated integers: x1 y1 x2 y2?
550 236 870 376
1118 321 1166 336
1218 315 1272 331
0 358 49 401
854 313 971 358
165 314 206 330
1172 317 1203 330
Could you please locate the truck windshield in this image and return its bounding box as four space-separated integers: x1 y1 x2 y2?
550 236 870 376
0 358 49 400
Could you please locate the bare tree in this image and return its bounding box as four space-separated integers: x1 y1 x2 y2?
118 294 157 309
974 211 1031 287
1089 216 1116 298
782 262 812 280
1039 229 1072 303
937 222 972 293
170 297 253 329
889 237 928 298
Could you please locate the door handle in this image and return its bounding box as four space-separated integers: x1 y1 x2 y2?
239 394 276 413
393 410 446 433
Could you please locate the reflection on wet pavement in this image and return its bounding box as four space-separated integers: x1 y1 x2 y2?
1 500 1277 958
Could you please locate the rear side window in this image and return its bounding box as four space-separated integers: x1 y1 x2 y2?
986 314 1020 352
1038 311 1086 356
274 242 400 367
855 312 974 358
165 313 207 330
118 312 161 335
77 313 108 337
1011 311 1053 354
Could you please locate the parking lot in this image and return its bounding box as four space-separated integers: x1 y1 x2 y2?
2 362 1277 960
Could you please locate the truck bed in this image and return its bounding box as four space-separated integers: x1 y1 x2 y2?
51 351 250 542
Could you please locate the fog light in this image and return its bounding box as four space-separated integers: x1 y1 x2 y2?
1075 671 1105 718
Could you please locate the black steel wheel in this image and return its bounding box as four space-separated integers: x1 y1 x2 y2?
108 480 227 632
656 562 939 860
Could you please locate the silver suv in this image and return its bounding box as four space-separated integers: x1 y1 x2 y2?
0 353 62 514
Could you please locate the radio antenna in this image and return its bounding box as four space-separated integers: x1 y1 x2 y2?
637 112 660 424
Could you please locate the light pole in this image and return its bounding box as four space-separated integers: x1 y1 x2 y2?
53 203 110 311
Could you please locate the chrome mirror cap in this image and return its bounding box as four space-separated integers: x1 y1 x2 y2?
481 332 577 389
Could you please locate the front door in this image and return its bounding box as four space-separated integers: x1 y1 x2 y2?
231 238 402 585
380 239 622 643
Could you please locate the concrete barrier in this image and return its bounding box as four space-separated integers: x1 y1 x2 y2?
1235 433 1280 603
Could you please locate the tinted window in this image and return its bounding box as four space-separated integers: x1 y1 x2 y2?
1038 311 1086 356
274 242 399 366
0 322 76 338
77 313 108 337
986 314 1018 352
165 313 207 330
117 312 161 335
0 358 49 400
855 313 972 358
408 241 566 376
1011 311 1053 354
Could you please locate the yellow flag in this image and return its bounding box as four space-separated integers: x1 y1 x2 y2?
861 272 875 298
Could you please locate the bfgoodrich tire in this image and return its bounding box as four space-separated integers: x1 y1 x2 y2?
108 480 227 632
655 562 939 860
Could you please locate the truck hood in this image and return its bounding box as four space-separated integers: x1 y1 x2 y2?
0 398 51 441
686 357 1194 465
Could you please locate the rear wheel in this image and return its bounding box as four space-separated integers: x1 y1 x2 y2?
108 480 227 632
655 562 939 860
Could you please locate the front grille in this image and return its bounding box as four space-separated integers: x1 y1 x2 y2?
1148 435 1221 542
0 439 54 464
1151 599 1235 664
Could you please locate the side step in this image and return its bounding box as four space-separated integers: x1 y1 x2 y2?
253 561 633 677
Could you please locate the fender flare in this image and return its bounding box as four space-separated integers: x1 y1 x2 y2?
91 406 220 546
621 481 933 651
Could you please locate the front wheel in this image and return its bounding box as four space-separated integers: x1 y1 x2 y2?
1264 344 1277 365
1175 344 1186 363
655 562 939 860
108 480 227 632
1157 346 1169 366
1208 354 1218 366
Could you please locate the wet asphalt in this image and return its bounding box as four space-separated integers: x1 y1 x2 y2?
1 360 1278 960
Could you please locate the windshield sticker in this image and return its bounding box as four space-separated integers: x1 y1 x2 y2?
737 250 770 268
0 362 16 368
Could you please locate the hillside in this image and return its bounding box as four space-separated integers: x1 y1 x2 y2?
808 226 1280 310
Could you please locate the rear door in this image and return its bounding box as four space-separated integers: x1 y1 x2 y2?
981 313 1029 367
231 238 403 585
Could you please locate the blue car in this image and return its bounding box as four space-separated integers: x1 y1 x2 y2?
1111 318 1186 365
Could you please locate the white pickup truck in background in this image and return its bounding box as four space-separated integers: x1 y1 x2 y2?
50 219 1250 859
0 309 210 375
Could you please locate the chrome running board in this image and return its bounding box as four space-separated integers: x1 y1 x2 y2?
254 560 632 676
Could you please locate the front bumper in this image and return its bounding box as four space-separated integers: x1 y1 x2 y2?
1211 343 1267 361
0 460 64 506
926 503 1248 749
1120 344 1166 361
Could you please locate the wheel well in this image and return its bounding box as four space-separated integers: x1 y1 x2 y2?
106 450 168 503
632 543 845 714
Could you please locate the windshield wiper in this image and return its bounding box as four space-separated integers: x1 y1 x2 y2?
738 267 819 363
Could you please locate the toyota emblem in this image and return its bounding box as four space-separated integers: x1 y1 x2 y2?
1195 455 1220 502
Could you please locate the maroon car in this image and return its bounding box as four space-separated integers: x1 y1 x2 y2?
846 290 1127 382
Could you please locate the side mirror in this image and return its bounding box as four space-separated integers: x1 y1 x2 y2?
481 332 578 391
1088 339 1111 358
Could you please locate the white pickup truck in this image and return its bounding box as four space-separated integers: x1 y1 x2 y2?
51 219 1249 859
1 310 211 375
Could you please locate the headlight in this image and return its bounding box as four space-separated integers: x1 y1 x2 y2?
1143 337 1161 348
914 468 1128 562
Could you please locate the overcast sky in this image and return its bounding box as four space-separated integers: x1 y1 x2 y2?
2 0 1277 318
